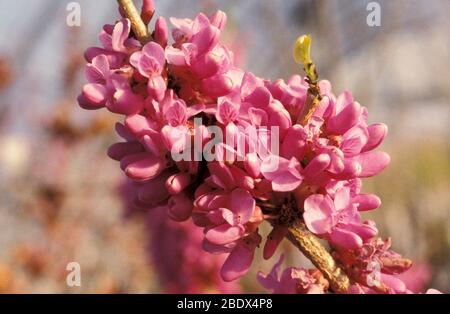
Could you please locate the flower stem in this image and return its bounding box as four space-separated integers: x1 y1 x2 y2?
117 0 150 43
287 221 350 294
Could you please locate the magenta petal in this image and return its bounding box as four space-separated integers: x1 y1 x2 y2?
109 89 144 115
201 74 233 97
271 173 302 192
380 274 407 293
244 153 261 178
77 94 104 110
137 175 170 204
165 172 191 195
107 142 144 161
303 194 335 235
125 155 166 181
263 227 288 260
85 64 105 84
141 0 155 25
362 123 388 152
143 41 166 67
329 228 363 250
191 25 220 55
115 122 135 141
154 16 168 47
165 46 187 66
333 187 351 212
354 151 390 178
221 244 254 282
230 189 255 223
82 83 108 106
167 193 193 222
327 99 361 135
353 193 381 211
230 166 254 191
148 75 167 102
245 86 271 108
205 224 244 246
281 125 307 160
125 114 154 137
346 222 378 240
303 154 331 179
341 126 369 156
192 51 221 79
209 10 227 31
111 19 130 52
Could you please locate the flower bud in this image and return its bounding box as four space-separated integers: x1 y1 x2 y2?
293 35 312 65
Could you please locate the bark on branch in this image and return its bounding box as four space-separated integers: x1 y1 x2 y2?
287 221 350 293
117 0 150 43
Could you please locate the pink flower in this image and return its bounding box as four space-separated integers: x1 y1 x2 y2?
258 255 328 294
99 19 140 55
193 188 263 281
165 12 235 100
78 54 144 115
303 187 378 250
130 42 167 102
204 189 259 246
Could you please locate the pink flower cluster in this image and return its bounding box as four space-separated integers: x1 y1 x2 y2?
78 1 441 294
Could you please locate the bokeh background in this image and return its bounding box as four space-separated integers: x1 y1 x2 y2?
0 0 448 293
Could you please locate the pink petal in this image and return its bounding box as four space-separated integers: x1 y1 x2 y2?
216 99 239 124
362 123 388 152
303 194 335 235
141 0 155 25
191 24 220 55
221 243 254 282
109 89 144 115
165 172 191 195
209 11 227 31
165 46 187 66
346 222 378 240
328 227 363 250
248 107 268 127
263 227 288 260
334 187 351 212
147 75 167 102
244 153 261 178
165 100 187 126
125 155 166 181
354 151 391 178
107 142 144 161
380 274 407 293
77 94 103 110
205 224 244 246
353 193 381 211
154 16 168 47
341 126 369 156
167 193 193 222
327 96 361 135
244 86 271 108
143 41 166 67
229 166 254 191
137 174 171 205
82 83 108 106
230 189 255 224
192 51 222 79
111 19 130 52
281 125 307 160
257 254 284 291
303 154 331 179
201 74 233 97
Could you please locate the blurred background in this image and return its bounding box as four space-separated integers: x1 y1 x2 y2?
0 0 448 293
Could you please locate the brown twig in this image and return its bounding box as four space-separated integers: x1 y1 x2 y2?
287 221 350 293
117 0 150 43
